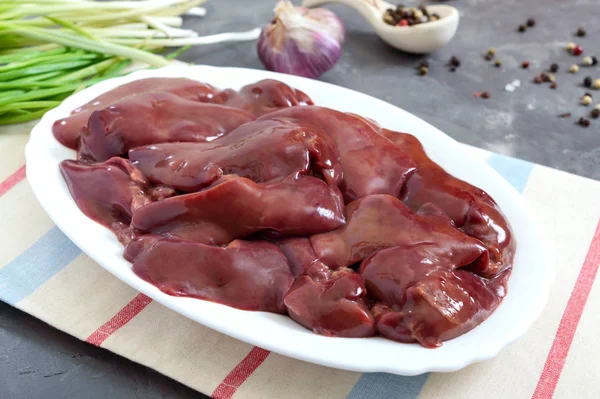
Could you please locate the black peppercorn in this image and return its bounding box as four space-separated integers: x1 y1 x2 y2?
448 56 460 67
576 27 586 37
550 63 559 73
584 76 593 88
591 109 600 119
518 25 527 32
484 54 494 61
578 117 590 127
550 83 557 89
526 18 536 27
522 61 530 69
481 92 491 99
592 56 598 66
494 60 502 68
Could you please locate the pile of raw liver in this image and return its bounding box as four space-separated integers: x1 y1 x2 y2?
56 78 515 348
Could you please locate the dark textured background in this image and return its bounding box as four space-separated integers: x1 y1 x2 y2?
2 0 599 398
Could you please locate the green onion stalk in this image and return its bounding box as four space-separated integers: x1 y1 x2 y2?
0 0 261 125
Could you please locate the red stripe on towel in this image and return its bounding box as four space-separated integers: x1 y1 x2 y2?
86 293 153 346
532 220 600 399
0 165 26 197
212 347 271 399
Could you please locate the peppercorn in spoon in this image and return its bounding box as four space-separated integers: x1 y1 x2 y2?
302 0 459 53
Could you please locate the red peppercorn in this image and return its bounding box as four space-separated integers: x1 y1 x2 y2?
398 19 409 26
572 45 583 56
521 61 530 69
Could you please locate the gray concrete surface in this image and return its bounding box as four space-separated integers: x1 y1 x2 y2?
2 1 599 398
181 0 600 180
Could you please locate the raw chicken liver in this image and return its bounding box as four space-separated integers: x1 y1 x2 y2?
53 78 219 149
310 195 488 270
131 173 345 245
58 77 515 348
129 118 340 192
79 92 254 162
381 130 515 276
260 107 417 202
126 236 294 314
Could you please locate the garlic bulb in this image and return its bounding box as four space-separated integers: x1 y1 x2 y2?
257 1 345 79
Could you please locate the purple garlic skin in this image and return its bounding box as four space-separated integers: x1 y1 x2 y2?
257 2 345 79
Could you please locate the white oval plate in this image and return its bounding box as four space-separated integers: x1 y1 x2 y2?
25 65 553 376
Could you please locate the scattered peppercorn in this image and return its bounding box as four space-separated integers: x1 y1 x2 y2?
518 25 527 32
550 83 557 89
595 104 600 111
592 56 598 66
481 92 491 99
578 117 590 127
521 61 530 69
484 53 494 61
582 56 593 66
569 64 579 73
584 76 593 87
581 95 592 106
533 72 552 84
576 27 586 37
572 45 583 56
449 66 456 72
494 60 502 68
448 56 461 68
594 79 600 89
550 63 559 73
559 113 571 118
591 109 600 119
419 65 428 75
567 42 576 51
526 18 536 27
487 47 496 56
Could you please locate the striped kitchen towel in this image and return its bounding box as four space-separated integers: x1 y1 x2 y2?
1 121 599 399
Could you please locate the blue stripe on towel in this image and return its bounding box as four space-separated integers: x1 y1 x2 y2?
487 153 534 193
0 226 81 305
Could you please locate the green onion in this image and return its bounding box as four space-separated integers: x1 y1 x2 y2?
0 101 61 112
0 109 51 125
0 0 261 125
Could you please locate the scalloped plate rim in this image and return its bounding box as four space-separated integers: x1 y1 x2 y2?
25 64 554 376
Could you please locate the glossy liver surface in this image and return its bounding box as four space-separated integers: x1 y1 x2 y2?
57 77 515 348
